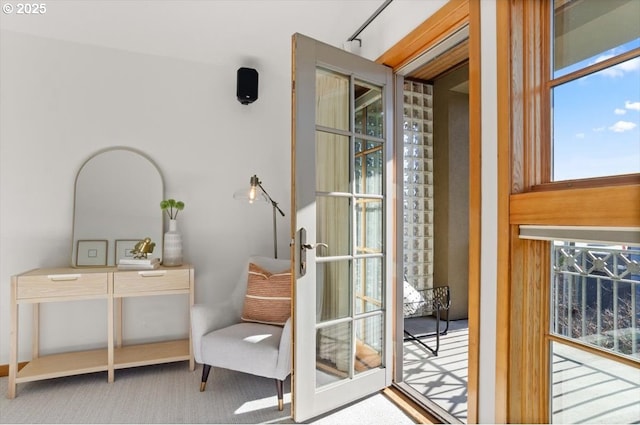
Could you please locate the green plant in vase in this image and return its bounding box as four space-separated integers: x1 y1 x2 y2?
160 199 185 266
160 199 185 220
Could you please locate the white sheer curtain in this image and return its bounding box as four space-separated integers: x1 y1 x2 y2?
315 69 351 373
314 70 385 376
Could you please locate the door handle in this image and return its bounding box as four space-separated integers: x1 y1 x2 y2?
302 243 328 251
298 228 329 277
297 228 330 277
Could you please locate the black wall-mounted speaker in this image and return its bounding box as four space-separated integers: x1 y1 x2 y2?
237 67 258 105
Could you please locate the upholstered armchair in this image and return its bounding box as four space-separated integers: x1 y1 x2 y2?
191 256 292 411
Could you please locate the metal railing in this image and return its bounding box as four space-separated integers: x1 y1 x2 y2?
552 242 640 359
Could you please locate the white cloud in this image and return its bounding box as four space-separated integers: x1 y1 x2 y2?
609 121 637 132
601 67 624 78
625 100 640 111
575 132 585 139
619 57 640 73
594 53 614 64
595 56 640 78
593 126 605 132
614 108 626 115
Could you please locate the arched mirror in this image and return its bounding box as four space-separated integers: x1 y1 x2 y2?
71 147 164 267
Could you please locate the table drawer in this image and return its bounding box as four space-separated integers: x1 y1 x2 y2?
114 269 190 294
17 273 108 299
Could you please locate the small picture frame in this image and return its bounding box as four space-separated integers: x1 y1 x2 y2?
115 239 142 262
76 240 108 267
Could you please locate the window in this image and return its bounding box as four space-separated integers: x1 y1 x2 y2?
546 1 640 422
551 0 640 181
502 0 640 422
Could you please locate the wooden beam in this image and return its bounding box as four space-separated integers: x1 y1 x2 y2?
510 184 640 226
376 0 469 69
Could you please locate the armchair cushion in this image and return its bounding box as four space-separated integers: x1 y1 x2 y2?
201 321 283 379
241 262 292 326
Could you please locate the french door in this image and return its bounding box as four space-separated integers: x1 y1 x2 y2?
291 33 394 422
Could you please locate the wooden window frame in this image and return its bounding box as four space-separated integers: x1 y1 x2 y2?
499 0 640 423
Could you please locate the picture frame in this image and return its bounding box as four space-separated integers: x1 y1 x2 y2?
76 239 108 267
115 239 142 262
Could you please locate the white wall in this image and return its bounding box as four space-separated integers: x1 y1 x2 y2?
0 0 443 360
0 0 387 362
0 28 292 355
349 0 448 61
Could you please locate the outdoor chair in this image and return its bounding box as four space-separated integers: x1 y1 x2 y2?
403 282 451 356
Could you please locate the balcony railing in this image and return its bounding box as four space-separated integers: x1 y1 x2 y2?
552 242 640 359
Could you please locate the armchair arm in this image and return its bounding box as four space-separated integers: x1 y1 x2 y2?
191 303 238 364
274 317 292 380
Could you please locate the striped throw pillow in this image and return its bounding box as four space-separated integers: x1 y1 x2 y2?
241 262 292 326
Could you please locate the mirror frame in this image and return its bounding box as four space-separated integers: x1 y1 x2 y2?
71 146 165 268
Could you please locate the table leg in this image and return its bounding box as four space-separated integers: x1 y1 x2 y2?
8 278 18 399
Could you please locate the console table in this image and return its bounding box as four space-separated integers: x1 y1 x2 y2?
7 264 194 398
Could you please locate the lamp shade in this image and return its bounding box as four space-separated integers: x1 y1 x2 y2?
232 174 285 258
233 174 268 203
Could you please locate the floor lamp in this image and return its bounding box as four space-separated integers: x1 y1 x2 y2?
234 174 285 258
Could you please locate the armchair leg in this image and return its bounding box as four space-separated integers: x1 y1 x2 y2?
200 364 212 392
275 379 284 411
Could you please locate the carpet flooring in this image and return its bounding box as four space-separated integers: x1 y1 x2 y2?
1 362 416 424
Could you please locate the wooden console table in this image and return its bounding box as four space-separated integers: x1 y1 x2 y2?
7 264 194 398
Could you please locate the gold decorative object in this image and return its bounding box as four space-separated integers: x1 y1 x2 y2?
131 237 155 259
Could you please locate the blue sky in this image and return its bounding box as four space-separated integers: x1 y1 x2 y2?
553 40 640 181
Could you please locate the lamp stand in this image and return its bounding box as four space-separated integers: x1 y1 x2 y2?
258 181 285 258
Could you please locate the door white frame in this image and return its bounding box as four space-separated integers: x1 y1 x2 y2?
291 32 395 422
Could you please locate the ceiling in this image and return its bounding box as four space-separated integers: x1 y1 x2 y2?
0 0 389 65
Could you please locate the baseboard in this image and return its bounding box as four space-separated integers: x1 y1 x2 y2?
0 362 28 377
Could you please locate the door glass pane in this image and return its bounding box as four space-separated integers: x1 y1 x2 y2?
316 196 350 257
354 315 383 375
354 80 383 138
551 341 640 423
316 68 349 131
355 139 383 195
316 321 351 388
316 260 351 322
355 198 382 255
355 257 383 314
316 131 349 193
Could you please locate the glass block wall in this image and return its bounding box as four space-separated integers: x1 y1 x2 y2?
403 80 434 291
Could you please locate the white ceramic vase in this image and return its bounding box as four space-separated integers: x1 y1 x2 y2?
162 219 183 266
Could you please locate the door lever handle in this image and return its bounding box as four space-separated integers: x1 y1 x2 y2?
298 228 329 277
302 243 328 251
